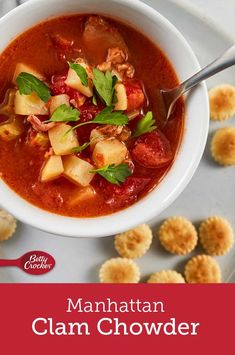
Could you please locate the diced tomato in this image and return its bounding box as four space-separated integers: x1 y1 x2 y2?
131 130 173 168
69 90 82 101
73 100 105 143
125 80 145 111
97 176 150 208
69 91 86 108
51 34 74 50
51 75 86 106
79 100 105 122
51 74 69 95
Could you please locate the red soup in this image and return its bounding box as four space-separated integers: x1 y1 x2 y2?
0 15 184 217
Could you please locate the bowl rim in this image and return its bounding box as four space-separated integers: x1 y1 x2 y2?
0 0 209 238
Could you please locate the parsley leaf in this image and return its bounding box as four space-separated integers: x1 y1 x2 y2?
16 72 51 102
64 106 128 136
92 106 128 125
93 69 116 106
133 111 157 138
112 75 119 104
92 91 98 106
49 104 80 122
91 164 132 185
72 142 90 153
112 75 118 87
68 62 88 87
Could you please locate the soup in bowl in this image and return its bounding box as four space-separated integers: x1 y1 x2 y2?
0 0 209 237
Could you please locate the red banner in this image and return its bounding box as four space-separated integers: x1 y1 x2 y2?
0 284 234 354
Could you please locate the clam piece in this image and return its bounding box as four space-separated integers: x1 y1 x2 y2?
83 16 128 64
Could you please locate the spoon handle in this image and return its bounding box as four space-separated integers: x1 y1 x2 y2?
0 259 19 267
180 44 235 94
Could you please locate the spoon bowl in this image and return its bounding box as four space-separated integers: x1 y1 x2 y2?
0 251 55 275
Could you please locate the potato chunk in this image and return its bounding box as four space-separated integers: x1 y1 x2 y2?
50 94 70 115
40 155 64 182
14 91 48 115
114 83 127 110
0 118 24 141
63 155 95 186
65 62 93 97
29 132 50 150
48 123 79 156
13 63 44 84
92 138 127 168
90 128 105 150
0 89 16 116
68 186 96 206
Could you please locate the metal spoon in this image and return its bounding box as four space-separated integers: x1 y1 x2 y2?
161 44 235 124
0 250 55 275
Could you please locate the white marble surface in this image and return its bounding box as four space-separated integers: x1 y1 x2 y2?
143 0 235 35
0 0 235 283
192 0 235 33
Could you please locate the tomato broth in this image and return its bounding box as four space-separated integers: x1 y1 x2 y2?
0 15 184 217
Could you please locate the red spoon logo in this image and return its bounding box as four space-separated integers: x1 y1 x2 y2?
0 251 56 275
20 251 56 275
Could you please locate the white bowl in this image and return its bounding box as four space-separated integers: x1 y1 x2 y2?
0 0 209 237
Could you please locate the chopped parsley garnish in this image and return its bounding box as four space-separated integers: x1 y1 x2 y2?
90 163 132 185
93 69 117 106
48 104 80 122
72 142 90 153
133 111 157 138
92 91 98 106
16 72 51 102
92 106 128 125
68 62 89 87
64 106 128 136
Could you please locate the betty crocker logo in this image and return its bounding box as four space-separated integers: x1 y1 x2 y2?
21 251 56 275
0 251 56 275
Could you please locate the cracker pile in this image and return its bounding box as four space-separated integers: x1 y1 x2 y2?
99 224 151 283
99 217 234 284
